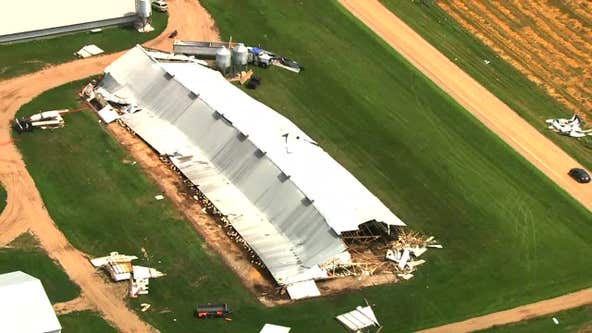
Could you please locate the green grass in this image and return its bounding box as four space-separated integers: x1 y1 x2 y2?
0 184 5 214
13 0 592 331
380 0 592 170
0 12 167 80
479 306 592 332
0 233 80 303
58 311 117 333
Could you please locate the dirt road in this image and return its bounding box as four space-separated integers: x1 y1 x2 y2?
338 0 592 212
417 288 592 333
338 0 592 331
0 0 218 331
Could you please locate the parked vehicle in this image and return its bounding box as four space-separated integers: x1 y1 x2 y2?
568 168 591 183
195 304 231 318
152 0 168 12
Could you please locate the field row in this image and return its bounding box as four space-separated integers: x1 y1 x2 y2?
438 0 592 119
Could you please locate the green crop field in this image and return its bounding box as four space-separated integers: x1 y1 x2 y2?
0 12 167 80
0 233 80 303
12 0 592 332
59 311 117 332
480 305 592 332
380 0 592 170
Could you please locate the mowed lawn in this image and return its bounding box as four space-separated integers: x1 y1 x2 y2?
0 11 167 80
0 234 80 303
480 305 592 332
14 1 592 332
58 311 117 333
381 0 592 170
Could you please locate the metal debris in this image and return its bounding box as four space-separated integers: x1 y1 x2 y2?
90 252 165 297
546 114 592 138
76 45 104 58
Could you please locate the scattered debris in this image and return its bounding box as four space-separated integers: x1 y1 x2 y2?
546 114 592 138
76 45 104 58
146 49 208 66
246 76 262 89
336 302 381 333
286 280 321 300
12 110 69 133
248 47 303 73
154 195 164 200
174 40 243 58
260 323 291 333
329 228 442 284
90 252 165 297
140 303 151 312
228 69 254 84
195 304 231 319
97 105 120 124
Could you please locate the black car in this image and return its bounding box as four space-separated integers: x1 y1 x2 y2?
568 168 591 183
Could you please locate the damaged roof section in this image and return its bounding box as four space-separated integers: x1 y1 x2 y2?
97 45 405 293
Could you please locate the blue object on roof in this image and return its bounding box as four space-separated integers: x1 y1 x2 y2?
249 47 263 55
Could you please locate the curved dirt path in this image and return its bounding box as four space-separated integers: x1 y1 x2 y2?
338 0 592 331
339 0 592 212
0 0 218 332
417 288 592 333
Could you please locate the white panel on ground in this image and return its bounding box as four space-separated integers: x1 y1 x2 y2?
286 280 321 300
260 323 292 333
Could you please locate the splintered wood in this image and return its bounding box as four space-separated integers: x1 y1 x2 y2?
335 229 442 282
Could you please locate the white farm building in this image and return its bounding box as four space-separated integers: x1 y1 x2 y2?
0 271 62 333
97 46 406 297
0 0 146 43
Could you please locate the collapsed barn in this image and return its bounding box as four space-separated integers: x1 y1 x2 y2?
90 45 436 300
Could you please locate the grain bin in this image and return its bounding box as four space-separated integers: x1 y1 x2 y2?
232 44 249 71
137 0 152 19
216 47 232 75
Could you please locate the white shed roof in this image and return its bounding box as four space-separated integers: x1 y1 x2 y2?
0 271 61 333
0 0 137 36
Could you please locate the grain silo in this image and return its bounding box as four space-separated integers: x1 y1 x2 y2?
232 44 248 72
137 0 152 29
216 47 232 75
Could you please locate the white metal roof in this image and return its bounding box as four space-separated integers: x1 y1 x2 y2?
336 306 379 332
160 61 405 233
100 46 405 286
0 0 137 36
0 271 62 333
260 323 292 333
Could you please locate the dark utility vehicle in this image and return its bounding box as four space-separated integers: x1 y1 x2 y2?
196 304 231 318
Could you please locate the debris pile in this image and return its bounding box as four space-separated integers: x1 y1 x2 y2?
385 231 442 281
12 110 68 133
546 114 592 138
90 252 165 297
330 229 442 282
76 44 104 58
